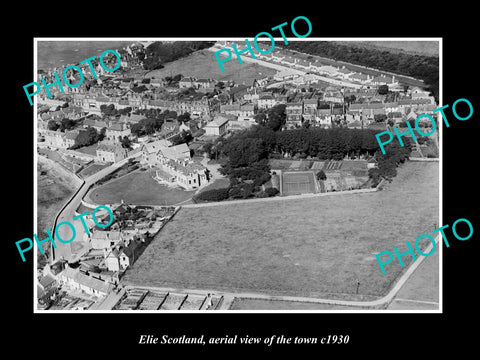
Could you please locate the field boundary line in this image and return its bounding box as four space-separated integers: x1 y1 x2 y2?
392 298 439 305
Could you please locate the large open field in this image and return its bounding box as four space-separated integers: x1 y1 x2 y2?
87 168 195 206
145 49 277 85
122 161 439 301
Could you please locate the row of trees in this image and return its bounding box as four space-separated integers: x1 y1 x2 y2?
283 41 439 101
218 125 382 160
130 118 164 137
47 118 76 132
254 104 287 131
100 104 132 116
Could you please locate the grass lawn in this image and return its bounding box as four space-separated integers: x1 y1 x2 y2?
197 177 230 193
122 161 439 301
146 49 277 85
74 143 98 156
88 169 195 206
389 247 439 306
37 166 75 235
78 163 110 178
229 298 360 310
37 160 78 266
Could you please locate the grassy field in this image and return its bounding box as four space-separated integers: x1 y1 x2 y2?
37 163 75 235
88 168 195 206
37 159 78 266
74 143 98 156
196 177 230 193
387 248 439 309
230 299 360 310
78 163 110 178
122 161 439 300
145 49 277 85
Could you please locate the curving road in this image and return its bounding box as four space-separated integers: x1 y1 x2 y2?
51 152 142 263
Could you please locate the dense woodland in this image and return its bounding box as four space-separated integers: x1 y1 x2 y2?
282 41 439 101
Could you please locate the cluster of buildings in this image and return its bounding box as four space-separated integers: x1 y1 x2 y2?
141 139 209 190
37 204 178 307
37 40 439 177
217 40 401 88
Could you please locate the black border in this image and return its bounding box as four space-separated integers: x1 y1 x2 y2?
7 6 478 355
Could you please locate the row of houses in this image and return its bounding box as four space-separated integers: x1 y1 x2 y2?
217 41 401 87
178 77 216 92
68 92 214 118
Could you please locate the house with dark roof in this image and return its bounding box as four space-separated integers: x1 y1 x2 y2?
104 240 141 272
228 84 249 101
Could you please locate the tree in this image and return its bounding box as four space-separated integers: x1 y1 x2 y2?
59 118 76 132
374 114 387 122
121 136 132 149
177 112 191 123
194 188 230 202
100 104 117 116
254 112 267 125
47 120 59 131
131 123 144 137
221 138 268 169
202 142 215 159
378 85 389 95
99 127 106 141
71 127 99 149
266 104 286 131
265 187 279 197
344 94 356 104
316 170 327 181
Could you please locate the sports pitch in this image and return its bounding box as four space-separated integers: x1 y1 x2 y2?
282 171 317 195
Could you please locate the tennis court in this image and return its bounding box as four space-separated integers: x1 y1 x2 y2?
282 171 317 195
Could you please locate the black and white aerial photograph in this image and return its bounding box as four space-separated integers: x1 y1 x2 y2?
8 6 478 356
34 38 440 312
